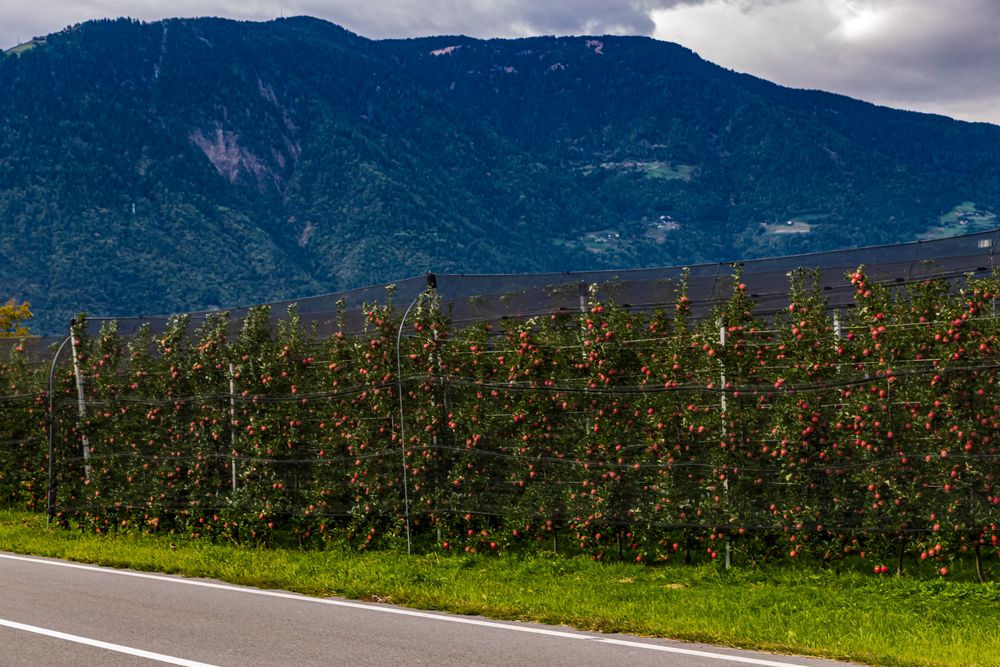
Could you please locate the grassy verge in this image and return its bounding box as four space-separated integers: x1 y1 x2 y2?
2 510 997 667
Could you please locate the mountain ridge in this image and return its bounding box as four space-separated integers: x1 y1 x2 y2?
2 16 999 333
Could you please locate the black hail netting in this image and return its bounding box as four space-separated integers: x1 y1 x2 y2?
3 229 1000 561
73 228 1000 338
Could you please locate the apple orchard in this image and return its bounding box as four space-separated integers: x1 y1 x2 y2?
1 267 999 575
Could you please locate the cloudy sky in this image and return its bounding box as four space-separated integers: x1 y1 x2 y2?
3 0 998 125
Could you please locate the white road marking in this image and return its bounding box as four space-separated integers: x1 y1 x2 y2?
0 617 219 667
1 552 814 666
597 639 815 667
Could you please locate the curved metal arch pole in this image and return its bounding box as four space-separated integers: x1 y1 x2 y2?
46 334 73 525
395 292 422 556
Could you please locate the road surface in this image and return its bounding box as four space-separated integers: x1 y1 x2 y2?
0 552 860 666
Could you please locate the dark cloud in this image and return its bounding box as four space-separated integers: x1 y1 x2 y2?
289 0 686 38
0 1 686 46
2 1 998 124
653 0 1000 124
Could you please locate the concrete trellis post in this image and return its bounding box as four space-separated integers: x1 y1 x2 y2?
69 323 91 481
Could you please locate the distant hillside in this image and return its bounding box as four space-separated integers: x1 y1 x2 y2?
2 17 999 332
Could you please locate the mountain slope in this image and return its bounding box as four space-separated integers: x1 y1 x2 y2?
381 34 1000 252
2 17 999 332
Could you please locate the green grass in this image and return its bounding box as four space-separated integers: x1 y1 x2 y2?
581 161 696 181
920 201 997 240
4 38 46 55
763 220 813 235
2 509 998 667
643 161 696 181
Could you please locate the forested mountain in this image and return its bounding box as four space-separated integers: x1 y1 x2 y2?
2 16 999 332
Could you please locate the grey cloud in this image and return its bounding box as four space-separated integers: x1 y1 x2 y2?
821 0 1000 120
289 0 687 38
3 0 999 123
0 1 695 47
653 0 1000 124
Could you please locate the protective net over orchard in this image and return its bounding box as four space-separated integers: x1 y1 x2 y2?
3 229 1000 566
77 228 1000 337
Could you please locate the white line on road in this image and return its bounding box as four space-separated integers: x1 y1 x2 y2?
1 552 813 667
597 638 815 666
0 617 219 667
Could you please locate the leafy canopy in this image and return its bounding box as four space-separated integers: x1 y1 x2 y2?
0 299 32 337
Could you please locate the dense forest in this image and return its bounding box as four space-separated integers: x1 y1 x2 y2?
2 17 1000 332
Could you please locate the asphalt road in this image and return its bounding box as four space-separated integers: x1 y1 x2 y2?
0 552 860 666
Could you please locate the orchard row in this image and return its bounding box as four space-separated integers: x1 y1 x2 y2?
1 268 999 568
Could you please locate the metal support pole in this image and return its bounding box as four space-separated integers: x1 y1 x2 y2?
426 274 443 460
579 281 592 460
720 322 731 570
46 335 73 525
719 323 728 423
229 361 237 491
396 280 431 556
69 323 91 481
